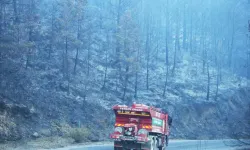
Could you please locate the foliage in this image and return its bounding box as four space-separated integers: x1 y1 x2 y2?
68 127 89 143
51 122 89 143
0 112 17 142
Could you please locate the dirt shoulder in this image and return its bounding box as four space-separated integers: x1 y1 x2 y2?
0 137 111 150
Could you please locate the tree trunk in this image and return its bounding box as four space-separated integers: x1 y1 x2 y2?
13 0 20 44
25 52 30 69
49 4 55 59
13 0 18 22
0 3 2 35
134 46 140 99
116 71 119 91
26 26 32 69
247 34 250 79
228 20 235 69
134 42 140 99
146 35 149 90
202 31 206 74
122 65 129 100
26 0 36 69
103 55 108 89
215 69 219 101
227 9 235 70
248 51 250 79
172 39 177 75
248 34 250 79
163 3 169 96
134 69 138 98
172 8 180 75
155 39 159 64
67 77 70 95
2 3 6 31
74 18 81 74
163 66 169 97
215 39 220 101
103 33 109 89
0 2 1 58
65 36 70 95
206 62 210 101
84 84 87 101
87 34 90 76
13 0 19 43
65 36 68 67
145 22 150 90
74 48 79 74
165 1 169 66
182 3 187 49
172 28 179 75
116 0 121 80
189 9 193 55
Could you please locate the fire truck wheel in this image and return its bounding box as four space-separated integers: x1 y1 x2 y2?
157 137 164 150
137 144 142 150
153 137 158 150
158 147 163 150
150 137 154 150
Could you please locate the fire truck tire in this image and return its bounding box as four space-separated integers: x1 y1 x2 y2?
150 137 154 150
157 136 164 150
153 137 158 150
157 144 163 150
137 144 142 150
166 135 169 146
158 146 163 150
114 147 123 150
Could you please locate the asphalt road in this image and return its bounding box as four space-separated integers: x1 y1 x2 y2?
62 140 250 150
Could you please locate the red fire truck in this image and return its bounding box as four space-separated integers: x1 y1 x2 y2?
110 103 171 150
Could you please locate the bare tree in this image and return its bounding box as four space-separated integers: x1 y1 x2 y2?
117 11 139 100
172 7 180 75
134 46 140 98
102 33 110 90
163 0 169 97
74 0 86 74
25 0 37 69
49 1 56 59
182 2 187 50
206 61 210 101
145 28 150 90
228 5 237 69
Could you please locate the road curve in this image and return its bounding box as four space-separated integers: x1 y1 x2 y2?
51 140 250 150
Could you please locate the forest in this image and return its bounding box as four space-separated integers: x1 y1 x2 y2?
1 0 249 100
0 0 249 146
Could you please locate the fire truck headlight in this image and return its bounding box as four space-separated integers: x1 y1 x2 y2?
115 127 123 134
138 129 148 136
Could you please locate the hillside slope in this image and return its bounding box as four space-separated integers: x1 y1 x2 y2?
0 47 249 142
